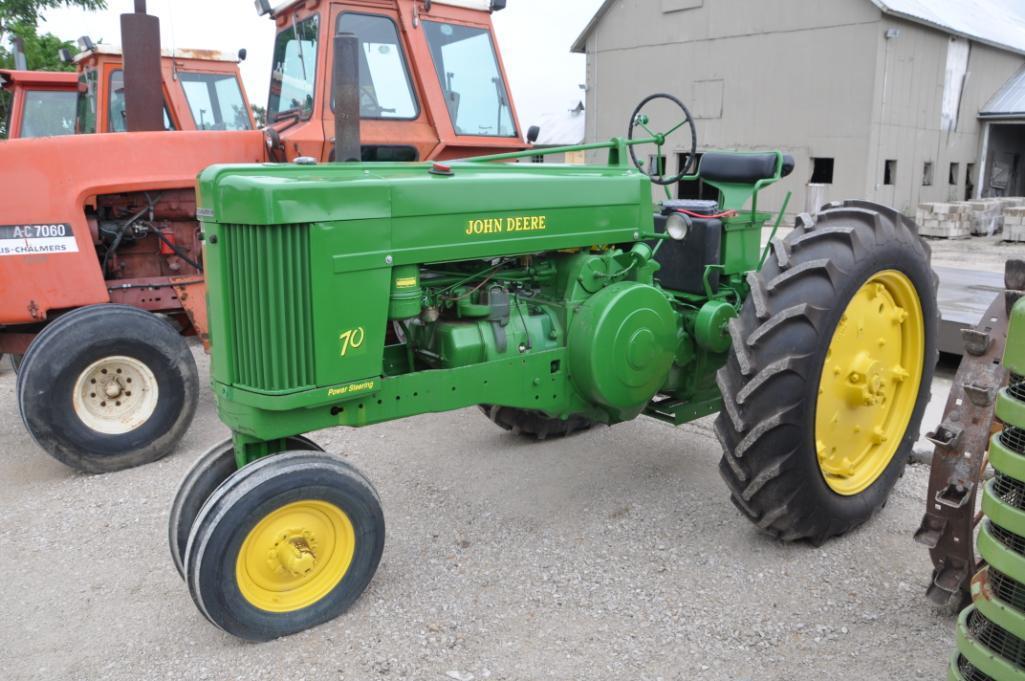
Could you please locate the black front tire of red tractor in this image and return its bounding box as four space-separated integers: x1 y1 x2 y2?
168 435 324 580
479 405 595 441
17 304 199 474
715 201 938 544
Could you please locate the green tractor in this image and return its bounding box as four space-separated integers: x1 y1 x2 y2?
170 93 938 640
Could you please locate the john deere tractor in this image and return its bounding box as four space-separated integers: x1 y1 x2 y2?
169 94 938 640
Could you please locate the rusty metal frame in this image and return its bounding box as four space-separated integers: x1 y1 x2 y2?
916 259 1025 610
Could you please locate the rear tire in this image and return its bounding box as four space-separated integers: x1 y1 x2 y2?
16 304 199 474
168 435 324 580
715 201 938 543
184 451 385 641
479 405 595 441
9 354 23 373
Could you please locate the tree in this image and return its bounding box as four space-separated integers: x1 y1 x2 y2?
1 22 78 71
251 104 267 128
0 0 106 47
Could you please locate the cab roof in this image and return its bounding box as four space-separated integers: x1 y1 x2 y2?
0 69 78 88
73 44 241 64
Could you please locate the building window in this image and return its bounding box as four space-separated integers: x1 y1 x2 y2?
884 159 897 186
811 157 834 184
949 162 960 185
923 162 934 186
966 163 976 200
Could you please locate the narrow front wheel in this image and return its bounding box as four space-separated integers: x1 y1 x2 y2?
184 451 385 641
168 435 324 579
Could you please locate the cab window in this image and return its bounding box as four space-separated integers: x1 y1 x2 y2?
179 72 252 131
423 21 515 137
20 89 77 138
335 13 418 119
269 14 319 121
75 68 98 134
108 70 175 132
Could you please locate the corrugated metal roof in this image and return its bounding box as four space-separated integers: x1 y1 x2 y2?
870 0 1025 55
534 102 586 146
982 67 1025 118
572 0 1025 55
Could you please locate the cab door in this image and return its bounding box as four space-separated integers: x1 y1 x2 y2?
323 2 440 162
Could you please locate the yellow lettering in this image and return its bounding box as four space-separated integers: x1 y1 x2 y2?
466 216 548 236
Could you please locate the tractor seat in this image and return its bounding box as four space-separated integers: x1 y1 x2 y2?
699 152 795 184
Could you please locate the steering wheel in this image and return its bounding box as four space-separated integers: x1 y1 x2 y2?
627 93 698 186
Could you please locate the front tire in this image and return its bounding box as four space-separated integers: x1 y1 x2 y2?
16 305 199 474
168 435 324 580
715 201 938 543
184 451 385 641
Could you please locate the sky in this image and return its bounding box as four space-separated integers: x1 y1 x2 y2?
39 0 604 131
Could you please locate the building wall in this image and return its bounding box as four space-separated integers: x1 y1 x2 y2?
864 17 1024 212
581 0 1025 217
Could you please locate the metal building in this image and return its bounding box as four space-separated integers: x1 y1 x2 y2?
572 0 1025 216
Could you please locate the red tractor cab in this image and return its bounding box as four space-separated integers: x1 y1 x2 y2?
1 69 78 139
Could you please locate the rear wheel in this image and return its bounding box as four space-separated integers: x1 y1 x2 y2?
184 451 385 641
168 435 324 579
16 304 199 473
9 354 23 373
479 405 595 441
715 200 938 543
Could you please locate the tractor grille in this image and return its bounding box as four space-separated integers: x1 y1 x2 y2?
990 521 1025 558
967 608 1025 668
993 473 1025 510
1010 373 1025 403
957 655 995 681
1002 427 1025 456
221 223 315 392
991 567 1025 614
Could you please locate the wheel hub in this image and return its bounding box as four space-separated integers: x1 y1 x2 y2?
236 500 355 613
272 532 318 577
815 271 925 496
72 356 159 435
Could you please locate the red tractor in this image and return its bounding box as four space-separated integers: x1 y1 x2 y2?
2 44 254 139
0 0 527 473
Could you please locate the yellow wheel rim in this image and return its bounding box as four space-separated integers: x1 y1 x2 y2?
815 270 925 496
236 500 356 613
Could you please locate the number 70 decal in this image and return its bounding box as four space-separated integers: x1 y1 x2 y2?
339 327 366 357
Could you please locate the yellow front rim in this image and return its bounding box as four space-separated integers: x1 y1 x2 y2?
815 270 925 496
236 500 355 613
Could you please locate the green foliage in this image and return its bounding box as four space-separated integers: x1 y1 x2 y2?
1 22 77 71
0 0 106 39
252 104 267 128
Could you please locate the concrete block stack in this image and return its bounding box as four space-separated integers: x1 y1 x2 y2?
915 203 972 239
1005 206 1025 242
964 199 1004 236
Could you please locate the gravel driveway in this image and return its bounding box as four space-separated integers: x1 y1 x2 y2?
0 349 956 681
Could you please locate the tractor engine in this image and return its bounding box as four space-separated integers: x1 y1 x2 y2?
405 250 680 421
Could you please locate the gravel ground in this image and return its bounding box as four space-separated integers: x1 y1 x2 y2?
0 347 959 681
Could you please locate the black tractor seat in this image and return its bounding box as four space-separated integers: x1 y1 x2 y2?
699 152 795 184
